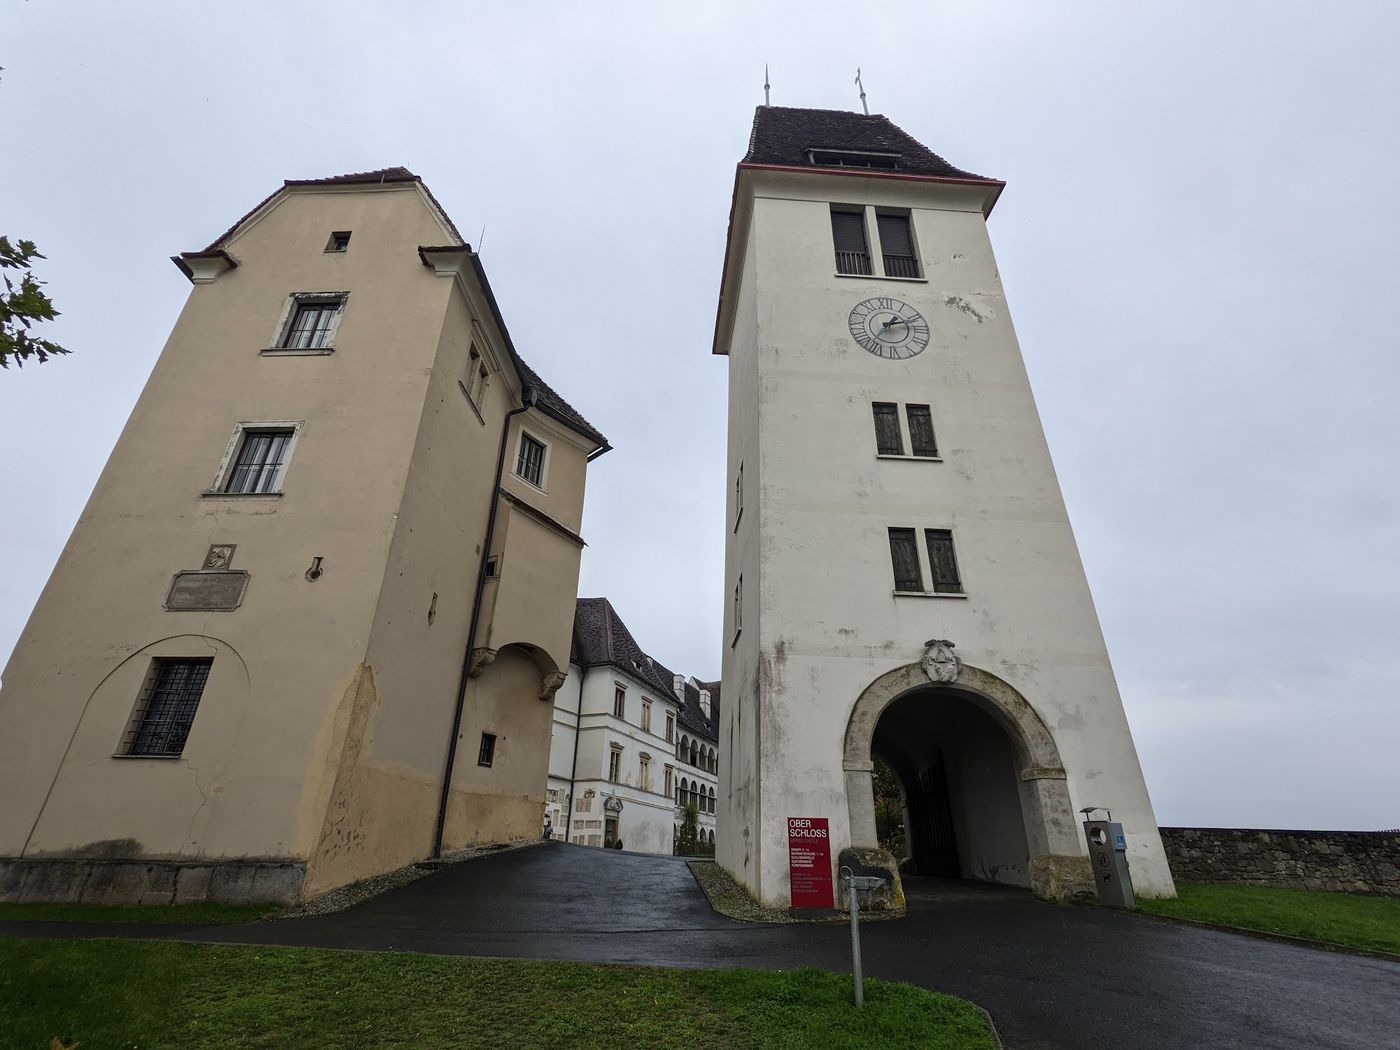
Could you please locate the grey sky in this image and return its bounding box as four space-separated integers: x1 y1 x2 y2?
3 2 1396 830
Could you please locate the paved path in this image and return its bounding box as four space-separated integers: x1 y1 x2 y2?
4 843 1396 1049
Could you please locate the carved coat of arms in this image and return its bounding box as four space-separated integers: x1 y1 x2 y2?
921 639 961 683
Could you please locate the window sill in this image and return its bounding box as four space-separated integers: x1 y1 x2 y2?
260 347 335 356
511 472 548 497
458 379 487 424
201 491 283 501
834 273 928 284
111 753 182 760
892 590 967 599
876 453 942 462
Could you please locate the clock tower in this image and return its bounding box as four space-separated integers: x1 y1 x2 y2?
713 106 1174 907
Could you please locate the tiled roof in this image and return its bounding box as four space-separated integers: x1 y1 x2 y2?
572 598 718 743
191 167 605 451
744 106 995 182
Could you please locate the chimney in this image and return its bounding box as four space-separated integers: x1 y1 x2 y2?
672 674 686 700
699 690 711 719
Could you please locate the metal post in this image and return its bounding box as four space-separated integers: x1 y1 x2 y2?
848 877 864 1007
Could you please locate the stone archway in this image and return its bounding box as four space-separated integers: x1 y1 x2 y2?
843 660 1091 901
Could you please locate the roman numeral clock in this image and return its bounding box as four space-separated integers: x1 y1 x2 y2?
847 297 929 360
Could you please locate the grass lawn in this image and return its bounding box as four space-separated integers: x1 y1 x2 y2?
0 901 281 924
0 937 995 1049
1138 881 1400 954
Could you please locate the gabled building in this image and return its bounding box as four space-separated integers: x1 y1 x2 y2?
0 167 608 904
547 598 718 854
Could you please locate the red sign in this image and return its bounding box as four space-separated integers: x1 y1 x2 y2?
787 816 834 909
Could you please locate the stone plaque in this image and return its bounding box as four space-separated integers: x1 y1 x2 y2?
166 570 250 612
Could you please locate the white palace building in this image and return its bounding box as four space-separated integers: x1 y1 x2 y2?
546 598 719 855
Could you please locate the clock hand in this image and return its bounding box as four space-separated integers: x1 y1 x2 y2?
880 316 910 330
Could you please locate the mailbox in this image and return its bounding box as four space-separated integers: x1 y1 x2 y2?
1082 816 1135 908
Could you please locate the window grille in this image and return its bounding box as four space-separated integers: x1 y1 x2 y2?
831 208 872 275
888 528 923 592
872 402 903 455
224 429 294 494
122 658 213 756
926 529 963 593
877 212 920 278
478 732 496 766
516 433 546 486
906 405 938 457
281 300 341 349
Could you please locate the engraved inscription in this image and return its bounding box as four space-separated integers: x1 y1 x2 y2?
166 570 250 612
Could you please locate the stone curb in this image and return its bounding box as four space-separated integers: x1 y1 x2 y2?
1134 910 1400 964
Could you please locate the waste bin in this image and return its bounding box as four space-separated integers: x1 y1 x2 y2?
1082 815 1135 908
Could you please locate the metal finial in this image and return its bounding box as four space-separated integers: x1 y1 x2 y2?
764 64 770 106
855 67 868 116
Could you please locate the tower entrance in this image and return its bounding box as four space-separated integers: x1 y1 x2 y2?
872 689 1031 886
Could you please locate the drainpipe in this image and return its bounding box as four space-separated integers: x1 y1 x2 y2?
431 385 538 860
563 664 588 842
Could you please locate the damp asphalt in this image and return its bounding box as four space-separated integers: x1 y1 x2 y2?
4 842 1396 1050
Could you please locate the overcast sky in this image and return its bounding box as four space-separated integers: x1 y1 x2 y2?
3 2 1396 830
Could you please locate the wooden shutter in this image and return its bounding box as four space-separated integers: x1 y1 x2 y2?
888 528 922 592
831 209 872 275
925 529 963 593
906 404 938 457
877 213 920 278
872 402 904 455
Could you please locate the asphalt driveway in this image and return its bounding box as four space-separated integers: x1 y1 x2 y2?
4 843 1396 1049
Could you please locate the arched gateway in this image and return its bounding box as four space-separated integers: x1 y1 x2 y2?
843 660 1091 902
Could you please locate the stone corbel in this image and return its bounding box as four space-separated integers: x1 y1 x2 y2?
172 250 238 284
539 670 568 701
468 647 498 678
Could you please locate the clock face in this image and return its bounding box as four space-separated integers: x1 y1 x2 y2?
847 297 929 360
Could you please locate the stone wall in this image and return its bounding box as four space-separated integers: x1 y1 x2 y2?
0 858 305 905
1160 828 1400 897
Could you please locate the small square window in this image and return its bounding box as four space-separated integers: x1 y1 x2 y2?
223 428 295 494
121 658 213 757
478 732 497 767
515 432 547 487
325 231 352 253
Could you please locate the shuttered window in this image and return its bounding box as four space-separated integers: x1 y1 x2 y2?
888 528 923 592
831 208 872 275
872 402 903 455
877 212 920 278
906 405 938 457
926 529 963 593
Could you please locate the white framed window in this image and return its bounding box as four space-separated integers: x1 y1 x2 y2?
514 430 548 488
608 746 623 783
210 421 303 496
639 753 651 792
463 343 490 409
613 684 626 720
641 698 652 733
665 712 675 743
267 292 348 353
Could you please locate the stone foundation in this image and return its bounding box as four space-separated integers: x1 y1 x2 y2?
835 846 905 914
1160 828 1400 897
0 857 306 905
1028 853 1095 903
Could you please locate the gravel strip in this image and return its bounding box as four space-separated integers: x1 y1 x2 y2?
278 840 542 919
687 860 808 924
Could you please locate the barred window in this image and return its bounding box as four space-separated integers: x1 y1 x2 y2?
515 433 546 486
122 658 213 757
223 428 294 494
280 298 344 349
